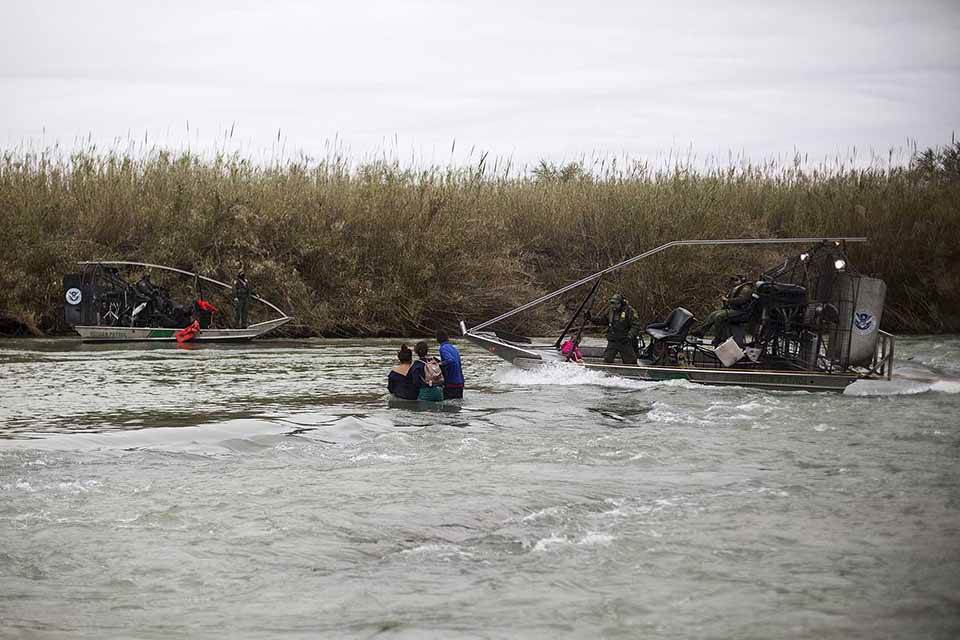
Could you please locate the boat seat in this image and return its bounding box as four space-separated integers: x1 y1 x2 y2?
644 307 697 365
646 307 696 342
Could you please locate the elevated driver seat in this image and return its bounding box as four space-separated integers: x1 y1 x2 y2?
645 307 696 364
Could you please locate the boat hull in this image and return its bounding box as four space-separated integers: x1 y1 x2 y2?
468 331 859 393
74 317 293 342
582 360 855 392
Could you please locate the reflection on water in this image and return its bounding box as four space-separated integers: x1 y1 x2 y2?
1 336 959 638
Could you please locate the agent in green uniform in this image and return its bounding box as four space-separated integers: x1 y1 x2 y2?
692 275 755 343
233 264 254 328
592 293 640 365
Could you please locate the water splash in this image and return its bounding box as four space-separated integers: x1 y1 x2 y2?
493 361 694 390
845 375 960 396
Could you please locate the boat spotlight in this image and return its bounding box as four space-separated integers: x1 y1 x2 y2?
799 252 809 262
834 258 846 270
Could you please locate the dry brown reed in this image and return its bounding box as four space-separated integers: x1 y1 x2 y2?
1 141 958 337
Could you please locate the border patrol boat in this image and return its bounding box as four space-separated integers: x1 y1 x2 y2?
460 237 894 393
63 261 293 342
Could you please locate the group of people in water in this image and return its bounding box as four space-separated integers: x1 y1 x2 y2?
387 331 464 402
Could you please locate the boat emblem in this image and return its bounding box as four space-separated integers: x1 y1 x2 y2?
853 310 875 334
65 287 82 305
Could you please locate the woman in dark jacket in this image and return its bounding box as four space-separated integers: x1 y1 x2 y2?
387 344 418 400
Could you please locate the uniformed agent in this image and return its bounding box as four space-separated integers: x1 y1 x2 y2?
233 264 254 328
593 293 641 365
691 275 755 342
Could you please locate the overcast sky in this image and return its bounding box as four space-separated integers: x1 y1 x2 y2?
2 0 958 168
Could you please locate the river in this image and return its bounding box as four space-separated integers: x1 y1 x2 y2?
1 336 959 639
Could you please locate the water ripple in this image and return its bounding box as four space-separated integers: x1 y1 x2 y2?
0 336 959 638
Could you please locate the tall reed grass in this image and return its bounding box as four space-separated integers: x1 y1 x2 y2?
1 141 958 337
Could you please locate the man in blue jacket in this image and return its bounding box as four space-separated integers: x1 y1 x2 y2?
436 331 465 399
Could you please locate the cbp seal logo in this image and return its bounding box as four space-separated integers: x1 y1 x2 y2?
65 287 82 305
853 310 875 335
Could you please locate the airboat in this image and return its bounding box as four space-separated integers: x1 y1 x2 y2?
460 237 894 393
63 261 293 342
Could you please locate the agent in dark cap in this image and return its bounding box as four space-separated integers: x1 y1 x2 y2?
233 262 254 328
590 293 640 364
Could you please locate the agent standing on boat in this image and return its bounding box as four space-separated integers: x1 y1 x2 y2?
590 293 640 364
387 344 419 400
692 275 755 344
233 264 253 328
436 331 464 399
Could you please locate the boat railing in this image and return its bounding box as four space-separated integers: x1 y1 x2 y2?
77 260 290 319
466 237 867 334
865 330 895 380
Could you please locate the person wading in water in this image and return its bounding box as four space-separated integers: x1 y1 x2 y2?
436 331 464 399
387 344 418 400
409 341 445 402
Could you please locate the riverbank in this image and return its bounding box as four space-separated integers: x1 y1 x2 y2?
2 142 958 337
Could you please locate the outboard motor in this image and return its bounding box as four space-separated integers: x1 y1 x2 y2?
828 274 886 367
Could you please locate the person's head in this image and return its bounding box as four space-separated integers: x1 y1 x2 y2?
608 293 624 308
729 274 746 284
397 343 413 363
415 341 429 359
435 331 449 344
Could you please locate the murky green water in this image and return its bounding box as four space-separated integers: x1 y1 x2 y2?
1 337 959 638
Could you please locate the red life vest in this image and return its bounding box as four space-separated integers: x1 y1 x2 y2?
196 299 217 314
175 320 201 343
